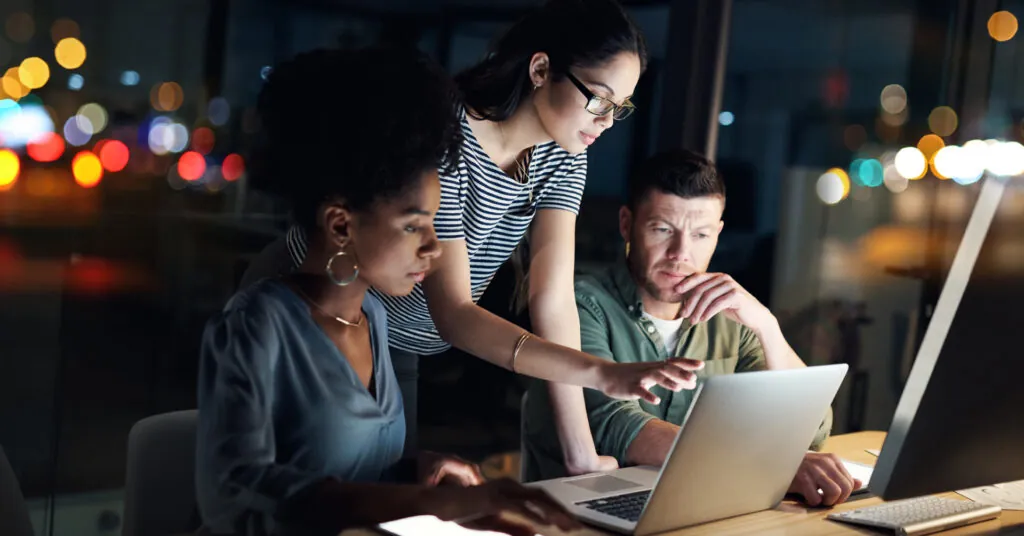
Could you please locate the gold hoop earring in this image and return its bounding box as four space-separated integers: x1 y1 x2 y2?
625 241 631 257
326 250 359 286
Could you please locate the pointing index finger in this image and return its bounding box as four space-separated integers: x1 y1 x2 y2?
666 357 705 371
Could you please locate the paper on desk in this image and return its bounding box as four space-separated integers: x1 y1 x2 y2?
379 515 540 536
958 480 1024 511
841 460 873 491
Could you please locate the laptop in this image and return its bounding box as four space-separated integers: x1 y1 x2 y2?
529 364 849 535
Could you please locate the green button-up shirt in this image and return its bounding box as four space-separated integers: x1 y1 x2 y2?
521 261 832 482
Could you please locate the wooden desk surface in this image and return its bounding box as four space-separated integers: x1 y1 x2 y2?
343 432 1024 535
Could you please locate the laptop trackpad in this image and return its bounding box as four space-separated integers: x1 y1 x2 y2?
566 475 642 494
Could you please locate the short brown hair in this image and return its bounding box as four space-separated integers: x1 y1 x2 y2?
626 149 725 210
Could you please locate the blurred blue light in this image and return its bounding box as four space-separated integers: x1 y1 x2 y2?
0 101 55 148
718 111 734 126
0 99 17 115
120 70 140 86
64 116 92 146
208 97 230 126
952 173 983 186
260 66 272 81
849 158 865 186
68 74 84 91
860 158 884 187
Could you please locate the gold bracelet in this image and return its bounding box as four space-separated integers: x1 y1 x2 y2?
511 332 532 373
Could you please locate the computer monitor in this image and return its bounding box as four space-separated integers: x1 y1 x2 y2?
869 177 1024 500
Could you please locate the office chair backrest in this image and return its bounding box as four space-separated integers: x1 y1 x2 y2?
0 446 34 536
123 410 198 536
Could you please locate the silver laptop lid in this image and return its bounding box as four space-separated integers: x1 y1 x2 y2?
634 364 848 535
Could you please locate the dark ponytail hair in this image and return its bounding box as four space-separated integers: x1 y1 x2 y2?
455 0 647 122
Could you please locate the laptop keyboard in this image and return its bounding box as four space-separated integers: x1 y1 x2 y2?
578 490 652 522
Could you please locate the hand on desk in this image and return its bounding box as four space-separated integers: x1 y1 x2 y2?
788 452 862 507
425 478 582 536
417 451 484 487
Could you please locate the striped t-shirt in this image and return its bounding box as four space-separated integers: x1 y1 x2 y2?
286 108 588 354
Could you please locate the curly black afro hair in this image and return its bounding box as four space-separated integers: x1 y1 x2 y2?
252 46 462 229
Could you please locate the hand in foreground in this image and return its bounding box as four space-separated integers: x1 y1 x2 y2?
417 451 484 487
598 358 705 404
674 272 773 329
425 478 582 536
788 452 862 507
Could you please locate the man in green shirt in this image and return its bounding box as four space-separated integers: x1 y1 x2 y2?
523 149 860 506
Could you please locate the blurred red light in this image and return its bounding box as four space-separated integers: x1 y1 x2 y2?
26 132 65 162
99 140 130 172
222 153 244 181
178 151 206 181
191 127 215 155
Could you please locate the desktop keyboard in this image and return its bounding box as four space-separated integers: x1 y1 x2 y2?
578 490 651 522
827 495 1002 535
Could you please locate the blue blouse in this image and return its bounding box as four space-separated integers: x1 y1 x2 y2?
195 279 405 535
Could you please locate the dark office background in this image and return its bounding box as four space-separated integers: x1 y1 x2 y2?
2 0 1023 533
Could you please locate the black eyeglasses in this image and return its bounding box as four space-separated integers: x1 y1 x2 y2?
565 72 636 120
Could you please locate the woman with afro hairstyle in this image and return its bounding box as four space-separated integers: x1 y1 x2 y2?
196 47 580 536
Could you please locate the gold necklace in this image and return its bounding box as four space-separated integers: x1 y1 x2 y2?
293 285 365 327
498 121 532 184
515 148 533 184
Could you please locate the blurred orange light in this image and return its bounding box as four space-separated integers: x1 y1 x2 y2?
72 151 103 188
191 127 215 155
50 18 80 43
178 151 206 181
152 82 184 112
861 226 933 271
222 153 245 181
26 132 66 162
55 37 87 69
18 57 50 89
99 140 129 172
2 68 29 100
989 11 1018 42
916 134 945 160
0 149 20 189
25 168 60 197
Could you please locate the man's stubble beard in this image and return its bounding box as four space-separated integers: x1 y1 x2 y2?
627 245 685 305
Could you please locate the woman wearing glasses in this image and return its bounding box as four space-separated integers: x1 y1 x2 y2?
199 48 585 536
244 0 702 477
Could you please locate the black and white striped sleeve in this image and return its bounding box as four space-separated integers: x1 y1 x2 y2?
284 225 307 268
535 151 587 215
433 165 466 241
